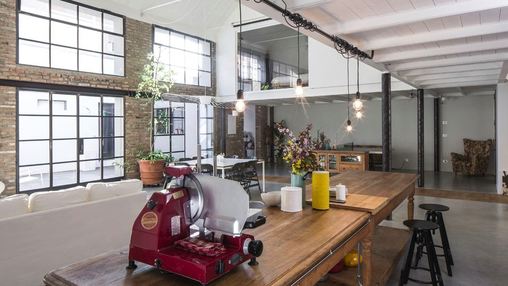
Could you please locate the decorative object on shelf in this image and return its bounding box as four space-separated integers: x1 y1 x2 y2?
260 191 281 206
314 131 331 150
281 186 303 212
261 82 271 90
312 171 330 210
503 171 507 195
295 27 303 97
344 249 363 267
236 0 246 113
134 52 174 185
251 0 372 60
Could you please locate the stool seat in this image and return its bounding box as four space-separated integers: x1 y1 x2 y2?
404 219 439 231
419 203 450 212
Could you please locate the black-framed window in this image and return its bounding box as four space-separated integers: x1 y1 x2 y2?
199 104 214 158
17 0 125 76
17 88 125 193
153 101 214 160
154 101 186 160
272 60 299 88
153 26 212 87
240 48 266 92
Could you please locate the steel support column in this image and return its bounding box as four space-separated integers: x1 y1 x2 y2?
417 89 425 187
434 97 440 173
382 73 392 172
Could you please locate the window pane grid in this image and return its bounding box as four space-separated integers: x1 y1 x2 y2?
18 0 125 76
17 88 125 192
153 26 211 87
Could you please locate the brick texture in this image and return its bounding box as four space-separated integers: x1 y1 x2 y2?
0 86 16 195
0 0 217 194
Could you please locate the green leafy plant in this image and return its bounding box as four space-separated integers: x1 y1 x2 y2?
135 53 174 156
137 150 173 164
261 82 271 90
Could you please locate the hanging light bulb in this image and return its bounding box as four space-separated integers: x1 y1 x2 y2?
235 89 246 113
355 110 363 119
295 78 303 97
353 96 363 111
346 119 353 132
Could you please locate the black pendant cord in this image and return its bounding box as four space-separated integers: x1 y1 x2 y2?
356 57 360 99
297 27 300 79
347 57 350 121
238 0 244 92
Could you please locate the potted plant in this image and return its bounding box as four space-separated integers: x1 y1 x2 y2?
135 53 174 185
278 124 318 206
137 151 173 185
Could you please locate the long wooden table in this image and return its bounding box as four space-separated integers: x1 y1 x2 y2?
44 207 370 286
307 171 418 285
44 171 417 286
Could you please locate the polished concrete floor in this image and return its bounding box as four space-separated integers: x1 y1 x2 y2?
385 196 508 285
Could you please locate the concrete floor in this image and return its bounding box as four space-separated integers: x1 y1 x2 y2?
385 195 508 285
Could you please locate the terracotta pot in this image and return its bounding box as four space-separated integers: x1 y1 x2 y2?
138 160 166 186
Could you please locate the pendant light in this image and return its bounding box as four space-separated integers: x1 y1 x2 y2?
346 57 352 133
353 57 363 112
235 0 245 113
295 27 303 97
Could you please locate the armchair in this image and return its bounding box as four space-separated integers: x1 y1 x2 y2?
451 139 493 176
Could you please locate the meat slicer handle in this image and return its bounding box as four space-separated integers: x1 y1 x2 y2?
248 240 263 257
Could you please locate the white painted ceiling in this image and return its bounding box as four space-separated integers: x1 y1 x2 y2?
76 0 236 40
244 0 508 97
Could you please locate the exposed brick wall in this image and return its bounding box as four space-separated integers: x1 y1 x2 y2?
124 97 152 179
0 86 16 195
255 105 268 160
226 112 245 158
0 0 217 193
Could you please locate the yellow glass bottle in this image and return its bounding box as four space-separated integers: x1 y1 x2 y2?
312 171 329 210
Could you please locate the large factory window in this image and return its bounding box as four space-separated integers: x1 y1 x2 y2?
153 26 212 87
153 101 214 160
17 0 125 76
17 88 125 193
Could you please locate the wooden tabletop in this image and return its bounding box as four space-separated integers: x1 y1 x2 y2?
44 207 370 286
306 171 417 216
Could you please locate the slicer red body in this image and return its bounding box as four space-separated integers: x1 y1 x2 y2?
127 166 262 285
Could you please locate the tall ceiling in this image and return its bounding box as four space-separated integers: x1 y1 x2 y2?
77 0 236 40
245 0 508 97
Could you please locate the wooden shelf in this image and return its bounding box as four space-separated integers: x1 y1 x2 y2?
314 150 369 173
317 226 410 286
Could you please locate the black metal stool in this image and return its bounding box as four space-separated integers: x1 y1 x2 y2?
416 204 454 276
400 220 444 286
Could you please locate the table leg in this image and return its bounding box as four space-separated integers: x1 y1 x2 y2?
361 232 373 286
221 168 225 179
407 185 415 220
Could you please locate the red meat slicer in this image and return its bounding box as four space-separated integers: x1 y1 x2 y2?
127 166 263 285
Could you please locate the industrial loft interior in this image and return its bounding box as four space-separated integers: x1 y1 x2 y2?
1 0 508 286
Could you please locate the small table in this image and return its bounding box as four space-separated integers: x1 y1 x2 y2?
44 207 371 286
182 158 266 193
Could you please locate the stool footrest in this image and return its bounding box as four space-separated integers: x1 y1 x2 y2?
408 277 437 285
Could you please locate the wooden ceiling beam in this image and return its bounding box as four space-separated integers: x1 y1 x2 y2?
325 0 508 35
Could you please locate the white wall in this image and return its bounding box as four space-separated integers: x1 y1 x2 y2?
274 94 495 172
497 83 508 194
